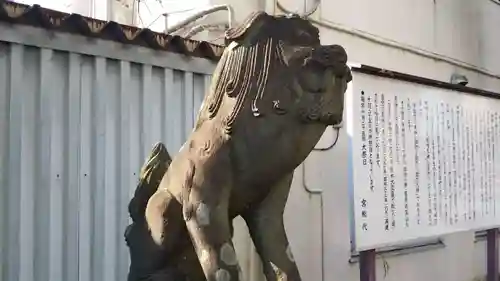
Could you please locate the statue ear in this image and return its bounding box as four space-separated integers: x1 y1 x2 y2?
128 142 172 223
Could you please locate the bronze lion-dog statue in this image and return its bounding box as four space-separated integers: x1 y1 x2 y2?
124 9 352 281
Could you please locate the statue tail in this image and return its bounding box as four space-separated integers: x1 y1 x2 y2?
128 142 172 223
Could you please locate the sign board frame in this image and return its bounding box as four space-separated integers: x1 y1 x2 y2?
347 65 500 251
346 64 500 281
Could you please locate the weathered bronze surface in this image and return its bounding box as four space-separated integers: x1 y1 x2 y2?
125 10 352 281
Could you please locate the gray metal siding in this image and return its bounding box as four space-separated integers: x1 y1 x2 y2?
0 37 214 281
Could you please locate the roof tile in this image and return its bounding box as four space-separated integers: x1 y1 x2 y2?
0 1 224 60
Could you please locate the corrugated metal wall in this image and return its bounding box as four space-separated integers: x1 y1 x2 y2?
0 34 214 281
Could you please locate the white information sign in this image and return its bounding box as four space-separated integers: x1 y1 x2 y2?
347 71 500 251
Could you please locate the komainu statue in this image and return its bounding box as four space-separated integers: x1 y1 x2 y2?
125 9 352 281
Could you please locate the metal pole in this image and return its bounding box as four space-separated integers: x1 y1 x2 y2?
486 228 498 281
164 13 169 33
163 5 234 34
359 250 376 281
107 0 113 21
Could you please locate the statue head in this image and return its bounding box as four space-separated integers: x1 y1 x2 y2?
197 12 351 132
279 41 351 126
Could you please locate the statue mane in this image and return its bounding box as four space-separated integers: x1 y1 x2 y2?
195 12 322 134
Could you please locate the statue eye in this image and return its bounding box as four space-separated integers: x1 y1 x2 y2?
298 65 326 93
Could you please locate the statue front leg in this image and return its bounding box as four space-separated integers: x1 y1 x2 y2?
243 173 303 281
183 184 242 281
